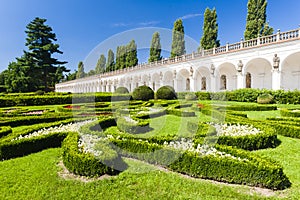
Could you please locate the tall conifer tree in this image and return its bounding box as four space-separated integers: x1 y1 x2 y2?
148 32 162 62
126 40 138 67
106 49 115 72
244 0 273 40
200 8 220 50
171 19 185 58
76 61 85 79
95 54 106 74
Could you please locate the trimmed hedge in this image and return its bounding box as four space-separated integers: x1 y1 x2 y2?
257 93 274 104
166 109 196 117
117 117 151 134
115 87 129 94
111 137 290 190
0 131 68 160
0 126 12 138
280 109 300 118
62 132 127 177
156 86 177 100
0 114 73 127
187 121 279 150
0 93 132 107
132 86 154 101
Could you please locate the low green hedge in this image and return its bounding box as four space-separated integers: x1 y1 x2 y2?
135 109 166 119
0 126 12 138
226 105 277 111
280 109 300 118
111 137 290 190
117 117 151 134
62 132 127 177
0 114 72 127
188 121 279 150
0 131 68 160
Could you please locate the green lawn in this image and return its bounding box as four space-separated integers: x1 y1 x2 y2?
0 148 275 200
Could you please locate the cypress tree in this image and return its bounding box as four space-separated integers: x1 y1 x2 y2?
126 40 138 67
148 32 162 62
171 19 185 58
76 61 85 79
200 8 220 50
106 49 115 72
244 0 273 40
95 54 106 74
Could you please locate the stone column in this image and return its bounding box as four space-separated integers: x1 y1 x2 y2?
272 70 281 90
210 64 217 92
173 70 178 91
159 72 163 89
237 73 245 89
272 54 281 90
189 67 195 92
236 60 245 89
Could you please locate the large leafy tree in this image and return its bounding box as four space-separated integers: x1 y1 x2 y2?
200 8 220 50
148 32 162 62
244 0 273 40
25 17 68 91
171 19 185 58
76 61 85 79
5 61 30 92
95 54 106 74
106 49 115 72
126 40 138 68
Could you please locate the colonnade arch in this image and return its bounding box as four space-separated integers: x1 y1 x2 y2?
281 52 300 90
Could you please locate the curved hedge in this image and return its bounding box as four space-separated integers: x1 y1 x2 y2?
132 86 154 101
111 137 291 190
156 86 177 100
117 117 151 134
0 126 12 138
62 132 127 177
187 122 279 150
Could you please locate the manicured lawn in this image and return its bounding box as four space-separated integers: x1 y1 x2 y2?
0 148 273 200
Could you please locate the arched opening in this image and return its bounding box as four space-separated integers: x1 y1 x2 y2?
201 77 207 90
220 75 227 90
245 58 272 89
217 63 237 91
186 78 190 91
246 72 251 88
281 52 300 90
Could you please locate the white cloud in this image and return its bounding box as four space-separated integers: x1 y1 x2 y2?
112 21 160 27
180 13 202 20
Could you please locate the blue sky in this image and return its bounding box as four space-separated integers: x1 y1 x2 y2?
0 0 299 73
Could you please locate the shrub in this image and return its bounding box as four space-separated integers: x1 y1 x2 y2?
35 90 45 95
111 137 291 190
62 132 127 177
117 117 151 134
0 126 12 138
185 93 197 101
257 93 274 104
156 86 177 100
132 86 154 101
280 109 300 118
115 87 129 94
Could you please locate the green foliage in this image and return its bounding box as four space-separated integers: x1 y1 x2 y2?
185 93 197 101
0 126 12 138
257 93 274 104
117 117 151 134
106 49 115 72
76 61 85 79
171 19 185 58
35 90 45 95
115 40 138 70
244 0 273 40
62 132 127 177
20 17 68 92
115 87 129 94
148 32 162 62
95 54 106 74
112 136 290 190
132 86 154 101
0 131 68 160
156 86 177 100
200 8 220 50
280 109 300 118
